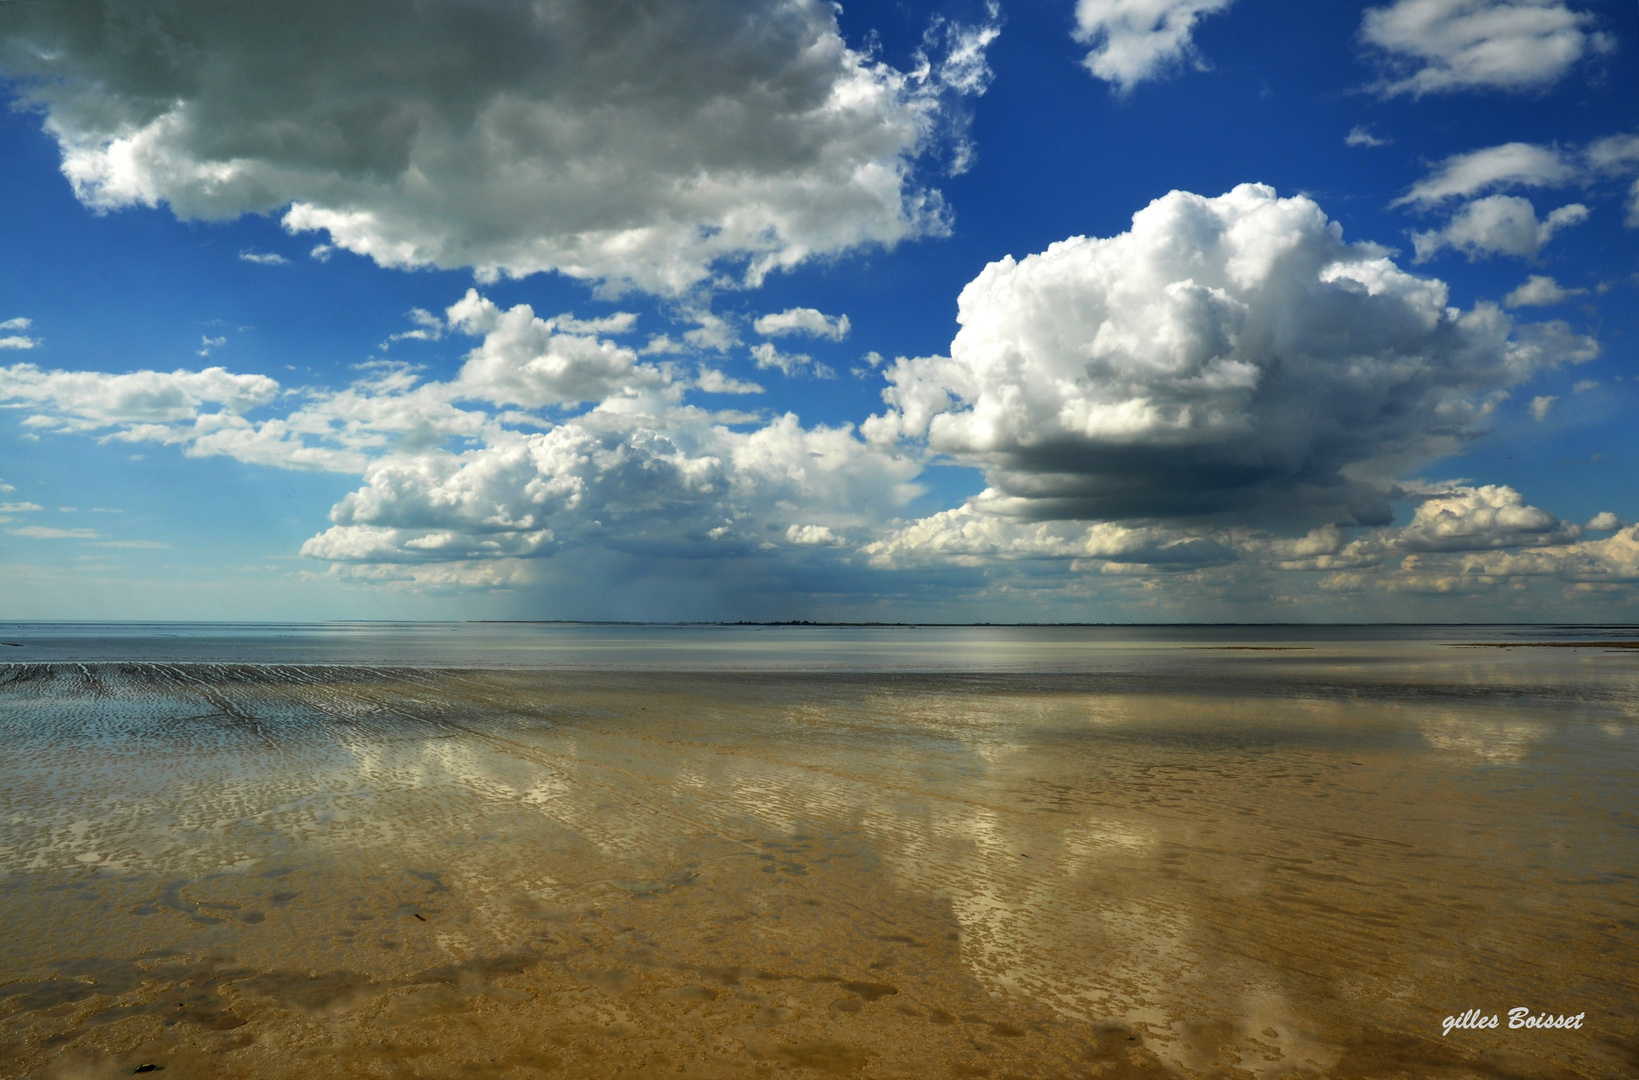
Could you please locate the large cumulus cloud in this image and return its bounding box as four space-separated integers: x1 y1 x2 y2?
301 411 922 574
0 0 995 295
865 183 1596 528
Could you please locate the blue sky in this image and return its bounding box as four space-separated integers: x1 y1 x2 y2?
1 0 1635 622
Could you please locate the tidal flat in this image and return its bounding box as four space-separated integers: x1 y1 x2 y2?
0 625 1635 1079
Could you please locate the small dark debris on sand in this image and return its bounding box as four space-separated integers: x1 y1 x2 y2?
1186 646 1312 651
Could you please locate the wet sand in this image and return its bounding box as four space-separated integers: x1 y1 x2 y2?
1 641 1636 1078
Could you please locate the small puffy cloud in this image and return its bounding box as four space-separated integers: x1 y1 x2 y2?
0 0 998 296
0 501 43 512
1360 0 1614 97
1395 142 1575 207
1 317 37 350
445 290 665 409
866 184 1596 528
197 335 228 357
786 523 844 546
753 308 851 341
681 310 740 352
1504 274 1584 307
1397 483 1575 549
1346 126 1391 148
238 250 289 266
641 335 687 356
1527 394 1555 420
1586 132 1639 173
1411 196 1587 261
1586 511 1622 532
1072 0 1236 93
695 368 764 395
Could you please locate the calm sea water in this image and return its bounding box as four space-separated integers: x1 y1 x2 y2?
1 623 1636 1078
3 619 1635 667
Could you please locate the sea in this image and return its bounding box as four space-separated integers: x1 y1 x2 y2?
0 622 1634 1079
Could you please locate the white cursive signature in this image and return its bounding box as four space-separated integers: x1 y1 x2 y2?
1442 1008 1586 1036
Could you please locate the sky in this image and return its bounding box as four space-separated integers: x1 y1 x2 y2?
0 0 1636 623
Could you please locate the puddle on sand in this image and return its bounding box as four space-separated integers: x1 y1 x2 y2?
0 660 1636 1079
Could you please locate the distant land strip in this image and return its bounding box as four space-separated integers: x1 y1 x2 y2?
1449 641 1639 649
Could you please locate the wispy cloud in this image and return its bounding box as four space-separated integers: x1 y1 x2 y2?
1345 125 1390 148
1361 0 1614 97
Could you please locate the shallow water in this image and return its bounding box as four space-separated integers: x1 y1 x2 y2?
0 626 1635 1079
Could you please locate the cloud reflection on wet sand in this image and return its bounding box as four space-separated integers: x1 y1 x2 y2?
1 655 1635 1078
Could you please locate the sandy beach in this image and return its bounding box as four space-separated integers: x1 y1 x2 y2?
1 628 1635 1078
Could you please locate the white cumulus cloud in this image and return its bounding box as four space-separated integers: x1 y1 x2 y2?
864 183 1597 528
1397 483 1575 548
0 316 37 350
302 413 920 569
0 0 998 297
1072 0 1236 93
753 308 851 341
0 363 280 432
786 523 845 546
1411 196 1588 261
445 290 666 409
695 368 764 395
1504 274 1584 307
865 485 1579 586
1360 0 1613 97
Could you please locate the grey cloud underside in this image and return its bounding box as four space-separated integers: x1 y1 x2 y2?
0 0 990 294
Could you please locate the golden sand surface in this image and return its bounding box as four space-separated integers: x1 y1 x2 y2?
0 654 1635 1079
